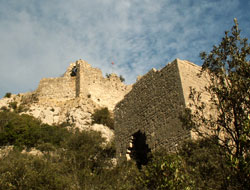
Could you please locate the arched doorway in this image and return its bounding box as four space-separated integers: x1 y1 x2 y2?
128 131 151 168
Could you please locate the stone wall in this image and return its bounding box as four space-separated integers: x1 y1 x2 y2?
75 60 131 110
177 60 210 109
114 59 209 161
35 60 131 110
36 77 76 100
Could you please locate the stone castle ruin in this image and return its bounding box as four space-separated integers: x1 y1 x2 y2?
0 60 132 141
35 60 131 110
114 59 210 163
0 58 210 163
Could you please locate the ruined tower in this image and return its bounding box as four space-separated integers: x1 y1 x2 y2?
114 59 210 162
35 60 131 110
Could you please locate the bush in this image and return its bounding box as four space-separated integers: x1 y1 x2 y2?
57 129 117 188
136 151 194 190
0 109 140 189
4 92 11 98
91 107 114 130
91 161 139 190
8 101 17 110
0 151 74 190
0 106 9 112
106 73 111 78
119 75 125 82
0 111 70 149
16 104 29 113
179 138 232 189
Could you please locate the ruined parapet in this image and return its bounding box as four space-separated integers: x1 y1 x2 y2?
73 59 132 110
35 75 76 101
34 59 131 110
114 59 209 162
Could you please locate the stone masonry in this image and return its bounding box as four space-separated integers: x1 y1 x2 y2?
114 59 210 161
35 60 131 110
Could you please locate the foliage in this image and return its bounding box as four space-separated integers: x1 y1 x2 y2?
8 101 17 110
0 151 74 190
16 103 29 113
0 111 122 189
3 109 248 189
136 151 194 190
0 106 9 112
184 19 250 189
179 138 232 189
106 73 111 78
101 161 139 190
119 75 125 82
91 107 114 130
0 111 70 149
105 73 125 82
55 130 118 189
4 92 11 98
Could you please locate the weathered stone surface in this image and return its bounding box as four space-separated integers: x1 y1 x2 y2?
114 59 209 161
36 60 131 110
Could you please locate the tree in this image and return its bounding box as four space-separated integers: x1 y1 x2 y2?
186 19 250 188
91 107 114 130
179 138 230 189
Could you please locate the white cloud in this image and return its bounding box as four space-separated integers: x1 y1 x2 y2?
0 0 249 97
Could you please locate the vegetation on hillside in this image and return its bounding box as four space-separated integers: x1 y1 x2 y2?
91 107 114 130
4 92 11 98
106 73 125 82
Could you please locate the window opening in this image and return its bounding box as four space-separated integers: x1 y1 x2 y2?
70 66 78 77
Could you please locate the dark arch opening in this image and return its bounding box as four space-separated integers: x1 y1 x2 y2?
129 131 151 169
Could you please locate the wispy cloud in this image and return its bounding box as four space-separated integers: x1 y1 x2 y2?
0 0 249 97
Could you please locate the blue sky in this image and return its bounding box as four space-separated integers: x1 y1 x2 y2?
0 0 249 97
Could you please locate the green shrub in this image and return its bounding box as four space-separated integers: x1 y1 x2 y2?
0 109 139 189
4 92 11 98
58 130 115 187
58 121 72 128
179 138 232 189
91 107 114 130
89 161 139 190
136 151 194 190
16 104 29 113
0 111 70 149
106 73 111 78
8 101 17 110
0 151 74 190
119 75 125 82
0 106 9 112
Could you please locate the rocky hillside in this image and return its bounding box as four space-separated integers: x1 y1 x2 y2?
0 60 132 141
